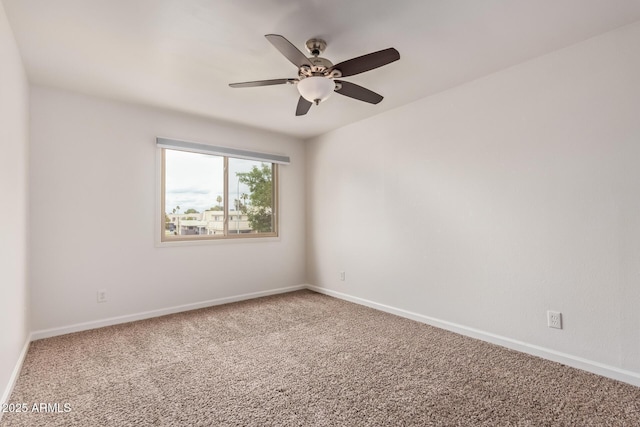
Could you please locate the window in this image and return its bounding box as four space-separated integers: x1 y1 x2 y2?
159 138 287 241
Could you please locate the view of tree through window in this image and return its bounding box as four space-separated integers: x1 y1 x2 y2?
230 158 275 234
162 149 276 240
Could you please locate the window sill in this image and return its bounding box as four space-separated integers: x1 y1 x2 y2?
155 235 281 248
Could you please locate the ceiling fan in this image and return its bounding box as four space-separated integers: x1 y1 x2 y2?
229 34 400 116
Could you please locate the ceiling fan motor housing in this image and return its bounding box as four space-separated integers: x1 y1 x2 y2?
299 56 335 77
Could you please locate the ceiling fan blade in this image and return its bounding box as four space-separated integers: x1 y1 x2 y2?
229 78 296 88
330 48 400 77
265 34 312 68
334 80 383 104
296 96 312 116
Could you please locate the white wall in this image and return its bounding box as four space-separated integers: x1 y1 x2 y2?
0 1 29 403
306 21 640 378
29 86 306 331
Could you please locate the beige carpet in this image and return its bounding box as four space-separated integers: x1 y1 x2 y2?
2 290 639 426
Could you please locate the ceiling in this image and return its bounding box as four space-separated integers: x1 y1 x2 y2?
4 0 640 139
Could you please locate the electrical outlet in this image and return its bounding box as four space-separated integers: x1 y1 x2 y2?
547 310 562 329
339 271 346 281
97 289 107 303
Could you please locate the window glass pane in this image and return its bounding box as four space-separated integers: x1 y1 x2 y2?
228 158 275 234
164 149 224 238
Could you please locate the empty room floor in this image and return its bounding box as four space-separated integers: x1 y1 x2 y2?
2 290 639 426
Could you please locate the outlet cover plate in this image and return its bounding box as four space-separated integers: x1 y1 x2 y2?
97 290 107 303
547 310 562 329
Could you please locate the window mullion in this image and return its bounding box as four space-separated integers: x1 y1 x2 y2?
272 164 277 234
223 156 229 236
161 149 167 241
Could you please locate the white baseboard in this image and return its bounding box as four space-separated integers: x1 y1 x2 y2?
21 283 640 391
306 285 640 388
31 285 306 341
0 335 31 414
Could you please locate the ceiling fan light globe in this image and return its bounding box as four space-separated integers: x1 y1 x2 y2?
297 76 335 104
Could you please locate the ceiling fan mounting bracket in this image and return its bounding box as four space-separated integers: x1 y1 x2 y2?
305 38 327 56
